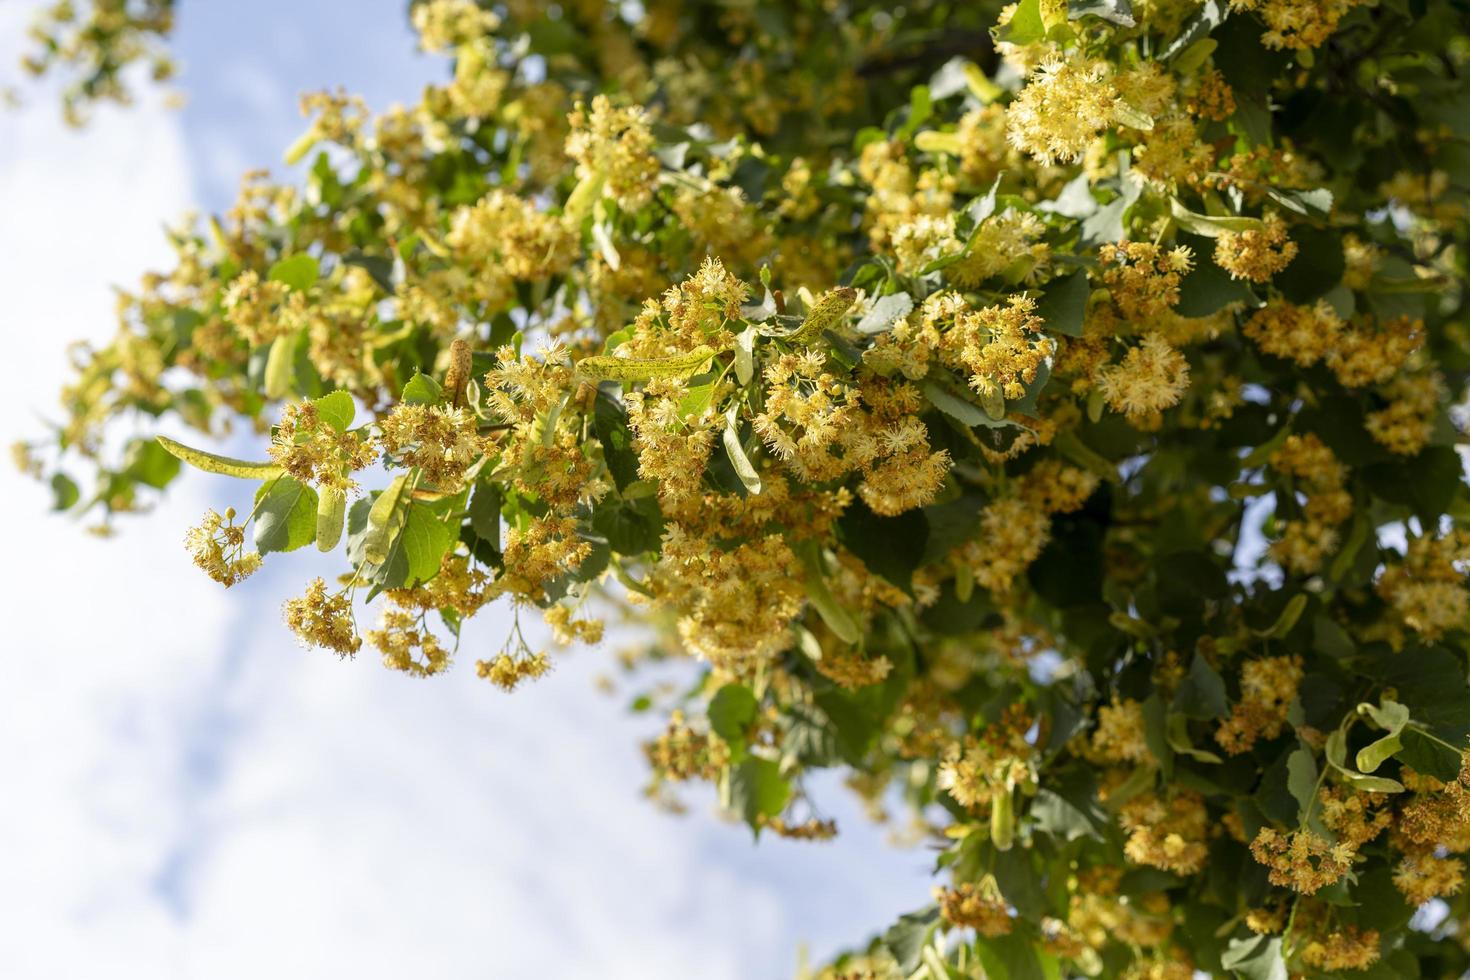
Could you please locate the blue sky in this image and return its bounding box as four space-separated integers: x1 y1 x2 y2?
0 4 935 977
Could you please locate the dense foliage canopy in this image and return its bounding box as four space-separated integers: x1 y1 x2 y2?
16 0 1470 976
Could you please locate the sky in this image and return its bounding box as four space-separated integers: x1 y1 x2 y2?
0 4 934 977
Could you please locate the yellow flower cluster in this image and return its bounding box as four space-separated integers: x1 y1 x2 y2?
544 605 604 646
949 211 1051 287
565 95 660 211
1376 530 1470 640
644 710 729 781
1096 334 1191 428
1249 827 1354 894
1229 0 1369 50
476 650 551 691
1300 925 1381 971
1213 212 1298 283
269 400 377 494
222 269 305 347
1394 851 1465 906
1089 696 1150 764
368 609 452 677
282 577 360 656
1268 433 1352 574
445 190 577 309
184 507 262 586
935 880 1014 936
1006 58 1117 165
1135 118 1212 191
1243 302 1423 390
626 378 719 504
652 527 805 666
411 0 499 52
937 709 1036 811
494 515 591 603
1216 655 1302 754
960 497 1051 595
1119 790 1211 875
377 403 492 493
1100 242 1193 324
934 294 1055 401
1365 374 1441 456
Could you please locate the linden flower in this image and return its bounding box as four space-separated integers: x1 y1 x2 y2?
935 293 1055 401
368 608 452 677
411 0 499 52
282 577 360 657
184 507 262 587
935 880 1013 937
565 95 660 211
269 400 378 495
1249 827 1355 894
1229 0 1369 50
1394 852 1466 906
1366 373 1441 456
1214 212 1298 282
1006 57 1118 166
947 210 1050 287
1089 695 1149 764
1095 333 1190 427
475 650 551 691
377 402 492 493
645 710 729 782
1100 241 1194 323
1376 530 1470 641
1300 926 1381 971
1216 655 1302 754
1119 790 1210 875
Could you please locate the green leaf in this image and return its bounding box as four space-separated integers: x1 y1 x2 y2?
264 331 298 400
316 487 346 552
1030 774 1107 841
1173 652 1228 719
708 684 758 746
923 381 1010 428
254 476 319 554
124 437 182 489
1221 934 1287 980
734 326 755 385
1169 199 1265 237
402 373 445 406
49 472 79 511
799 545 862 644
1177 249 1259 316
267 254 320 291
1254 593 1307 638
576 344 721 383
997 0 1046 44
1285 744 1319 826
1035 272 1089 337
883 906 939 974
157 435 285 480
364 475 412 565
1356 732 1403 774
397 504 455 586
722 408 763 494
1358 698 1412 734
1398 727 1464 783
838 499 927 592
729 757 790 825
313 390 355 432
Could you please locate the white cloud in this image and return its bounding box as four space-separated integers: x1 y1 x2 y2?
0 12 932 978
